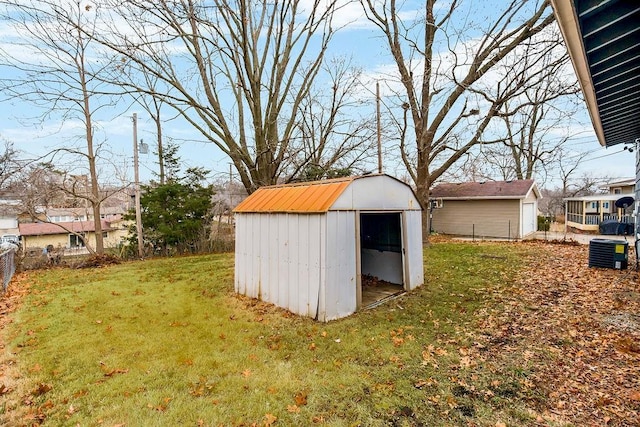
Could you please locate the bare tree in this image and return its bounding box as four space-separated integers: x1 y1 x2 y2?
362 0 557 237
471 31 581 183
11 163 128 254
0 0 118 254
93 0 369 193
538 147 606 219
0 139 18 193
289 57 377 180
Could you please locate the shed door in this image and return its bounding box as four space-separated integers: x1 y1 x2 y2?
522 203 536 236
360 213 403 285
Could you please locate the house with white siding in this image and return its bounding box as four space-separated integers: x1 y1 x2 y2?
564 178 635 232
233 174 424 322
430 179 540 240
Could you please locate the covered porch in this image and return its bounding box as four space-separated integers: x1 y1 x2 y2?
565 194 635 232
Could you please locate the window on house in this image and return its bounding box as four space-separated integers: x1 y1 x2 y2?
69 233 85 248
591 202 598 209
102 232 108 238
614 188 621 194
603 202 609 209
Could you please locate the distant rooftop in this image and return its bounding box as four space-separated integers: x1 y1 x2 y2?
19 220 114 236
430 179 538 199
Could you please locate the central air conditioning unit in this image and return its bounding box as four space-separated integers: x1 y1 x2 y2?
588 239 628 270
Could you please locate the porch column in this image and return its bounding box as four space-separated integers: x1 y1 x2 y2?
599 200 604 224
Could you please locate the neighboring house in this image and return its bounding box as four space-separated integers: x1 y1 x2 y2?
45 207 88 223
0 210 19 238
45 205 127 223
604 178 635 195
430 179 540 240
0 200 21 243
564 179 635 232
18 219 128 253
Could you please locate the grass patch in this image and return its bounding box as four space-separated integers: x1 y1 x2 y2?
2 242 542 426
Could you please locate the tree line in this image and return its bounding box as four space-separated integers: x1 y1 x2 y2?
0 0 604 254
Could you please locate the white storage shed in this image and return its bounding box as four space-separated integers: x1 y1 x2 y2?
233 174 424 322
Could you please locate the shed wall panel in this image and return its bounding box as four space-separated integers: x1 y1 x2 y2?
277 214 290 309
323 211 357 321
294 215 322 318
235 213 323 319
266 214 279 303
234 215 248 295
361 249 403 284
318 216 327 320
432 200 520 239
257 214 269 300
332 175 422 211
405 210 424 290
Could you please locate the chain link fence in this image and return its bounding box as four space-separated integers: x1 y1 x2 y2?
1 248 16 292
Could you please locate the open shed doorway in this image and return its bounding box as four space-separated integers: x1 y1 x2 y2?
359 212 406 308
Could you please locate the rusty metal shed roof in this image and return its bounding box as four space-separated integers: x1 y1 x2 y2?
234 176 355 213
234 174 422 213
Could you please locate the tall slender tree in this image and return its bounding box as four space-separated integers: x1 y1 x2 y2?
0 0 116 254
361 0 559 237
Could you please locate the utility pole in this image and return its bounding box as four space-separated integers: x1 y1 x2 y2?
133 113 144 259
228 163 233 224
376 81 382 174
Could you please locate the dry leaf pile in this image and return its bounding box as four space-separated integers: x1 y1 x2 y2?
362 274 396 288
475 241 640 426
0 273 31 408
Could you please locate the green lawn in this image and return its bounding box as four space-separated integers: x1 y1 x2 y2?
2 242 542 426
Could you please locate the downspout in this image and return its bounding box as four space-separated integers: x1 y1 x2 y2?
635 139 640 269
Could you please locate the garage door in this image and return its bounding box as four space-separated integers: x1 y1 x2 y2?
522 203 536 236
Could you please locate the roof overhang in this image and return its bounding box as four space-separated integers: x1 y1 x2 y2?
564 192 634 202
551 0 640 147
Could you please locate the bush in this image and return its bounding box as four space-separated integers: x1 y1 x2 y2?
537 215 551 231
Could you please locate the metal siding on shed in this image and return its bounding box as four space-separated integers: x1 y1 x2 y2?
266 214 280 305
323 211 357 321
317 216 327 321
234 216 243 295
405 210 424 290
332 175 421 211
295 215 322 318
288 216 299 314
258 214 270 300
235 212 323 319
277 214 289 309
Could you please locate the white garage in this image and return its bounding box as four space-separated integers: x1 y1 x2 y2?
233 174 424 322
